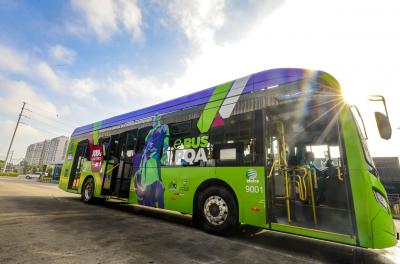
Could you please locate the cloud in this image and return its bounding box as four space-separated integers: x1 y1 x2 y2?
0 43 67 93
0 43 99 101
0 44 29 74
36 62 64 92
214 0 286 44
69 78 97 102
0 77 58 118
167 0 226 48
50 45 76 64
0 77 66 159
164 0 400 158
70 0 142 41
107 68 169 106
0 119 43 161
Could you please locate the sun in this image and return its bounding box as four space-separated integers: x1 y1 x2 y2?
341 84 368 107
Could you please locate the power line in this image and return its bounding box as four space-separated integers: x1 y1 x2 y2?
26 102 80 126
31 109 78 127
21 110 72 134
23 118 71 135
1 100 80 127
20 122 69 137
27 111 73 131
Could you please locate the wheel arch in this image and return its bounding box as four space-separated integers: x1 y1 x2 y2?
192 178 241 223
79 174 95 194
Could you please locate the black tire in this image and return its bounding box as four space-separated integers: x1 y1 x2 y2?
26 176 30 179
196 185 239 236
81 177 95 203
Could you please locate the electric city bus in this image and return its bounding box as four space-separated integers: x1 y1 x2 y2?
59 68 397 249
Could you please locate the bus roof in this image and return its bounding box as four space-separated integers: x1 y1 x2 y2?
71 68 338 137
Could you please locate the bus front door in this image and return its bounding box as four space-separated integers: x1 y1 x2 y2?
266 121 355 238
266 122 294 226
68 141 88 190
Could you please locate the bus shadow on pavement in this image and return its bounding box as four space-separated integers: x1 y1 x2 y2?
233 225 397 264
75 197 397 264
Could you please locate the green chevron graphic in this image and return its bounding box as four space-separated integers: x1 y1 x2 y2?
92 121 102 145
197 81 232 133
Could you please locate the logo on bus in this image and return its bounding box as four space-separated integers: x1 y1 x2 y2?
172 136 209 164
90 145 104 173
246 169 259 184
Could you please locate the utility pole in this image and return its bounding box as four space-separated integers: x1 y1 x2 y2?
7 150 14 172
3 102 26 172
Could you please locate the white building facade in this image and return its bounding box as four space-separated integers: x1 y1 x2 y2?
46 136 68 164
24 136 68 166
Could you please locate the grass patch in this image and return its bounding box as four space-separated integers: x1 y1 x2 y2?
0 172 19 177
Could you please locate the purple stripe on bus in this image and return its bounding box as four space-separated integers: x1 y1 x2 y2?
72 68 322 137
72 86 216 136
242 68 308 94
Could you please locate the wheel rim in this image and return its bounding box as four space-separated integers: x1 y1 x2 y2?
203 195 228 225
84 179 93 201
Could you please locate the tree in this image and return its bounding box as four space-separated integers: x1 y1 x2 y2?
46 166 53 177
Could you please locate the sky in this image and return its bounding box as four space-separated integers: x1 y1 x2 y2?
0 0 399 163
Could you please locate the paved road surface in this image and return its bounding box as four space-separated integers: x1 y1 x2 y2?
0 177 399 264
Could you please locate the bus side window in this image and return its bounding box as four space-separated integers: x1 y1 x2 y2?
209 111 260 166
108 135 120 162
125 130 138 159
78 139 90 162
99 137 110 158
74 139 90 174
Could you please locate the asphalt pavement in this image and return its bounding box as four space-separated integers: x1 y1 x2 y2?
0 176 399 264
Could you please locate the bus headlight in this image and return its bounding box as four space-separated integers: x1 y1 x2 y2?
373 189 389 212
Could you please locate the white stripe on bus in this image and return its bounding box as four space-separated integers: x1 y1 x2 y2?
219 75 251 119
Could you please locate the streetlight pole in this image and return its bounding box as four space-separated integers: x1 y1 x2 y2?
3 102 26 172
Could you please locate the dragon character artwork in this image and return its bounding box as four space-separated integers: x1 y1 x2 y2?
134 114 170 208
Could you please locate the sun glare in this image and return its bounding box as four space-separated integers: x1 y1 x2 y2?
341 85 368 106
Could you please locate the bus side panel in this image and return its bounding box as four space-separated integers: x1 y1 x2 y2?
340 107 396 248
370 172 397 248
59 138 78 192
159 166 266 227
128 175 139 204
160 167 215 214
341 108 373 247
215 167 266 227
76 160 103 198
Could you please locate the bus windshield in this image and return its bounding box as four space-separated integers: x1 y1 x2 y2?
350 106 378 177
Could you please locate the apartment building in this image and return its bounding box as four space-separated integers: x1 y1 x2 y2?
24 136 68 166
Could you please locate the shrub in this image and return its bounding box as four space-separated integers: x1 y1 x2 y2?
0 172 19 177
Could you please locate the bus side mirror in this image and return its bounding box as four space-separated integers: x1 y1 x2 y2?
374 112 392 140
369 95 392 140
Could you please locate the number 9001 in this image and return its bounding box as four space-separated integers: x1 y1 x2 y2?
245 185 263 193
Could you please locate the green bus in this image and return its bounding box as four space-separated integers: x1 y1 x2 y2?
59 68 397 249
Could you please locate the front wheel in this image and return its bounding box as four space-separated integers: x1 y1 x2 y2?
197 186 238 236
81 177 95 203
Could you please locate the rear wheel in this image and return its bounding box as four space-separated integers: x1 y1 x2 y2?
81 177 95 203
197 186 238 236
